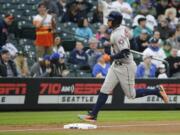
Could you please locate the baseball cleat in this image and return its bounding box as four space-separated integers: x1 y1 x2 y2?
158 85 169 103
78 114 96 122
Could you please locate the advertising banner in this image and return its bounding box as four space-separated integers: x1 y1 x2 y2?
0 83 27 104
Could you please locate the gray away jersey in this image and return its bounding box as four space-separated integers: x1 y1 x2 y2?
110 25 133 63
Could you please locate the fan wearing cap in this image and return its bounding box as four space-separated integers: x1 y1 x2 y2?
136 54 157 78
50 52 69 77
0 14 15 49
143 37 166 67
30 55 53 77
157 64 168 79
0 49 18 77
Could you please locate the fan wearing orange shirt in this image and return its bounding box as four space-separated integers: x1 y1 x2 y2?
33 2 56 59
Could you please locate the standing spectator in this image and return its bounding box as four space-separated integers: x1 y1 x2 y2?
0 14 14 50
92 55 110 78
165 48 180 77
143 38 166 67
50 52 69 77
133 17 152 37
155 0 169 17
75 18 93 41
15 51 29 77
30 55 53 77
136 54 157 78
53 36 65 56
56 0 67 17
130 29 149 52
165 7 179 29
69 41 88 66
0 49 18 77
157 15 172 40
33 2 56 59
86 37 102 69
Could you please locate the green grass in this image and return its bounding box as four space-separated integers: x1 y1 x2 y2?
0 111 180 135
0 111 179 125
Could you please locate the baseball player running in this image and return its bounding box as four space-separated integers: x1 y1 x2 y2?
78 11 168 122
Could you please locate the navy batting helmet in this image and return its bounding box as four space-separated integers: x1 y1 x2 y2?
107 11 123 27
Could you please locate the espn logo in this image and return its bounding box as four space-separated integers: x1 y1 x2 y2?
0 83 27 95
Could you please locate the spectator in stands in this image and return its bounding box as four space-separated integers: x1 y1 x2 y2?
69 41 88 66
132 0 156 16
43 0 59 16
75 18 93 41
33 2 56 59
98 29 112 55
92 54 110 78
2 42 18 59
166 30 177 49
130 29 149 52
0 14 14 50
133 17 152 37
145 15 158 32
99 0 132 25
143 37 166 67
96 25 107 40
86 37 102 69
168 0 180 17
112 0 133 24
157 15 172 40
162 41 172 57
165 48 180 77
53 36 65 56
30 55 53 77
175 23 180 49
165 7 179 29
157 64 168 78
56 0 67 17
0 49 18 77
62 0 93 23
98 0 119 25
15 51 29 77
91 4 103 24
155 0 169 17
50 52 69 77
136 54 157 78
